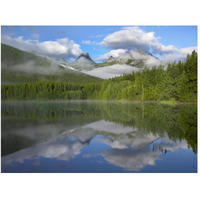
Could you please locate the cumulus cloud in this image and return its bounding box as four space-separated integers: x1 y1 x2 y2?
99 26 197 63
2 35 82 59
96 49 128 60
100 27 178 55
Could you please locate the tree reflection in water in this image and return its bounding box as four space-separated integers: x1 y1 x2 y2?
1 101 197 172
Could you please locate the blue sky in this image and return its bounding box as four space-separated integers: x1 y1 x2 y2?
1 26 197 62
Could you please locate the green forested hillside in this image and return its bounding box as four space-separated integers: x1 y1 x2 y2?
1 43 51 66
98 50 197 102
1 51 197 102
1 43 102 84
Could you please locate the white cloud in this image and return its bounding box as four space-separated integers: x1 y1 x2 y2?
98 32 196 67
3 61 60 75
83 64 139 79
1 118 190 172
2 35 82 59
97 131 158 150
100 27 172 54
102 148 160 171
2 136 83 165
83 120 134 134
97 27 182 66
101 135 189 171
178 46 197 59
96 49 162 69
162 46 197 64
162 53 178 64
96 49 128 60
90 34 104 39
154 44 178 55
99 26 197 58
129 50 162 67
81 40 96 45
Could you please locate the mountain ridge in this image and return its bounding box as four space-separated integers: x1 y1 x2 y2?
1 43 102 84
95 49 160 68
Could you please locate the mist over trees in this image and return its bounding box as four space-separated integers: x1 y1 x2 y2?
1 51 197 102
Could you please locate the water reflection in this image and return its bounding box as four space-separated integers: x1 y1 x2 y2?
101 136 188 171
1 101 197 173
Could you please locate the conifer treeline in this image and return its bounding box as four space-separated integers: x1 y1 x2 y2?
1 51 197 102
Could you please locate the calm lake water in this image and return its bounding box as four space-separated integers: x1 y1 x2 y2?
1 101 197 173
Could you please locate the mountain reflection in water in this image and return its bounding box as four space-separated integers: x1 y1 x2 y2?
1 101 197 173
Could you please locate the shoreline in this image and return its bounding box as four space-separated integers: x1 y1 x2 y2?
1 99 197 105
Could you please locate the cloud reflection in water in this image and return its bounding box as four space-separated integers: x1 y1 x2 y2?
2 119 189 172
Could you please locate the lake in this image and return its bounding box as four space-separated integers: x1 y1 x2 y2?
1 101 197 173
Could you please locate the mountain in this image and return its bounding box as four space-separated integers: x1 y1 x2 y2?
71 53 96 70
1 44 162 82
1 44 102 84
97 49 161 68
81 50 162 79
76 53 95 63
148 53 159 60
61 50 161 80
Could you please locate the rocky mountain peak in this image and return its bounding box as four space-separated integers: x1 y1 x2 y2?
137 49 147 55
71 52 95 70
76 52 94 63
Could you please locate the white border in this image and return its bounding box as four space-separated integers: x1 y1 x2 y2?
0 1 199 200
